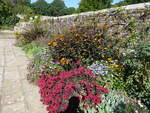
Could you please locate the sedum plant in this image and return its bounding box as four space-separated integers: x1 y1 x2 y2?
97 91 125 113
80 91 150 113
79 91 125 113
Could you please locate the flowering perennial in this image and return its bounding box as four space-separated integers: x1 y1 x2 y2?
88 62 108 75
38 67 108 113
48 25 109 65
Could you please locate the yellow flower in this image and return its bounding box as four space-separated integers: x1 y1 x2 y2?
60 58 70 65
60 58 65 61
52 42 57 46
94 38 97 41
108 58 113 62
96 24 100 27
115 64 119 68
98 39 101 42
60 58 65 64
48 42 52 46
101 54 105 58
97 46 101 48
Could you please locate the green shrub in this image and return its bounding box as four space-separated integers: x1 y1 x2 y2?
97 91 126 113
115 26 150 109
1 15 20 26
12 5 33 15
22 43 44 58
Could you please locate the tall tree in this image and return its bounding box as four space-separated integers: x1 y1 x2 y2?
125 0 149 4
49 0 67 16
17 0 31 5
78 0 113 12
112 1 128 7
31 0 50 15
51 0 66 9
2 0 31 6
0 0 11 25
0 0 10 17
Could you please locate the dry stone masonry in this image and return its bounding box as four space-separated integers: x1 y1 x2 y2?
15 2 150 37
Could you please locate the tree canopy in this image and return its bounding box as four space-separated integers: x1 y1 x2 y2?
49 0 66 16
31 0 75 16
31 0 50 15
126 0 149 4
78 0 113 12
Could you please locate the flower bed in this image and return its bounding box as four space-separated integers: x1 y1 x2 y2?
38 66 108 113
26 18 150 112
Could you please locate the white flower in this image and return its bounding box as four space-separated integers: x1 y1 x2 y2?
30 17 33 20
128 49 135 53
122 52 126 56
35 16 38 19
138 100 144 107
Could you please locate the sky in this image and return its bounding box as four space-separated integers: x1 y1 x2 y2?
31 0 123 8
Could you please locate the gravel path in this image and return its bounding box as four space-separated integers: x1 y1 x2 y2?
0 31 47 113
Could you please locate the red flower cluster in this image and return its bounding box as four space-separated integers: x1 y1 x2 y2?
38 67 108 113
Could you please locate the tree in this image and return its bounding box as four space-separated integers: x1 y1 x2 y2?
112 1 128 7
51 0 66 9
78 0 113 12
0 0 20 26
16 0 31 6
12 5 33 14
65 7 76 15
49 0 67 16
125 0 150 4
125 0 149 4
31 0 50 15
57 7 75 15
0 0 11 17
31 0 75 16
0 0 11 25
2 0 31 6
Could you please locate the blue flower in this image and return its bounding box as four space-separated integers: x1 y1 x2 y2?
88 62 108 75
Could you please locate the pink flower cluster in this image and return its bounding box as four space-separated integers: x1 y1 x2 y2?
37 67 108 113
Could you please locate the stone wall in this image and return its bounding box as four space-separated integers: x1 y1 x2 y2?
14 2 150 37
